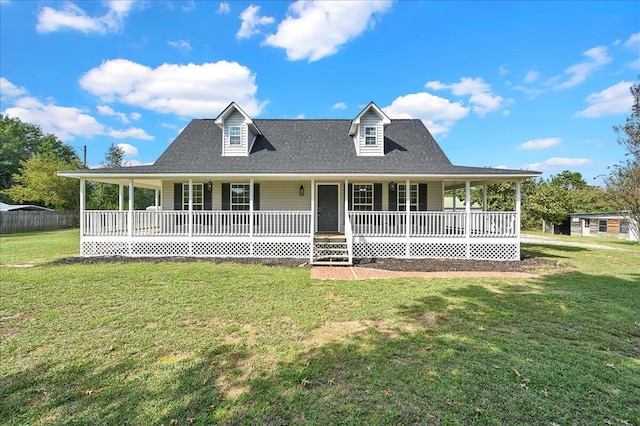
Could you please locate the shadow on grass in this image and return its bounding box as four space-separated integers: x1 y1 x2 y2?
2 272 639 425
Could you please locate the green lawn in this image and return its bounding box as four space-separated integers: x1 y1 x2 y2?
1 230 639 425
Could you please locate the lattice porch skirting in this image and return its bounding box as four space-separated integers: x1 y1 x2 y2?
352 236 520 261
81 236 520 261
81 236 311 258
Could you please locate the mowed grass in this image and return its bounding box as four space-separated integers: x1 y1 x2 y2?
1 231 639 425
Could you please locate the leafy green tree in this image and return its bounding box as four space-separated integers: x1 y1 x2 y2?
0 115 77 202
2 154 82 211
606 79 640 241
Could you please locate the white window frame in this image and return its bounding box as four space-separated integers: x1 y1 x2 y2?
231 183 250 211
183 183 203 211
364 126 377 146
398 184 418 211
229 125 242 145
353 184 373 211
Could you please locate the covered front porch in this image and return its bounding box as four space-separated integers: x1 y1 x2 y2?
76 176 523 262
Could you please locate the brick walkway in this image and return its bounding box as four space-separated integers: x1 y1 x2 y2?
311 266 539 280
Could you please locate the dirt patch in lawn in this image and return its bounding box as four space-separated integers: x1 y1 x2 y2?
53 252 562 273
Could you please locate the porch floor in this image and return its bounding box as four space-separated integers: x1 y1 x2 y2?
310 266 539 281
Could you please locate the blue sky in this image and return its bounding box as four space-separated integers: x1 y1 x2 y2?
1 1 638 183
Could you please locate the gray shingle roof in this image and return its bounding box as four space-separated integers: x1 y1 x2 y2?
70 119 538 177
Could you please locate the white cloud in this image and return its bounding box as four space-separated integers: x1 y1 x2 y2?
97 105 129 123
122 159 154 167
109 127 153 140
295 113 305 119
79 59 267 117
182 1 195 12
550 46 611 90
524 70 540 83
36 1 135 34
167 39 192 51
512 85 545 98
332 102 347 110
499 65 509 76
0 77 27 98
130 112 141 120
523 157 594 171
624 32 640 49
116 143 138 157
3 96 104 141
519 137 562 150
217 2 230 14
237 4 274 39
383 92 469 135
574 81 633 118
426 77 504 116
264 0 392 62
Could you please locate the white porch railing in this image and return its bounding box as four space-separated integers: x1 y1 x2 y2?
84 210 517 239
350 211 517 238
84 210 129 236
470 212 518 237
83 210 311 237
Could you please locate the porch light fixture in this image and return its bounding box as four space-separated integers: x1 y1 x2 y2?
206 181 212 191
299 185 304 196
388 181 397 191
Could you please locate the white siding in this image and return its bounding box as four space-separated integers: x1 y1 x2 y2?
427 181 443 211
355 111 384 156
259 181 310 210
222 111 249 156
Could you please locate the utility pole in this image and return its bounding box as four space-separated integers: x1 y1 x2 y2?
83 145 87 167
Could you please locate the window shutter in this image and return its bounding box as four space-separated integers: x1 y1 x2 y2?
418 184 428 211
253 183 260 211
347 184 353 210
204 183 212 210
222 183 230 210
374 183 382 211
173 183 182 210
388 185 397 211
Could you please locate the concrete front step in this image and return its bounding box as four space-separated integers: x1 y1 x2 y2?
311 260 352 266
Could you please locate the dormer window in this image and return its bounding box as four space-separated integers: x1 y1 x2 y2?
215 102 262 157
364 126 377 145
229 126 241 145
348 102 390 156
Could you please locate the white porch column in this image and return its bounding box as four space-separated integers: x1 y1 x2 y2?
128 179 134 238
310 180 315 262
483 185 487 211
188 179 193 238
516 180 521 237
154 189 159 208
249 179 254 257
344 179 349 233
406 179 411 257
453 189 457 212
119 185 124 211
465 180 471 259
128 179 134 255
79 179 85 239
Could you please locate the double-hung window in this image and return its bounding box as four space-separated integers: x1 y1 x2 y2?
398 184 418 211
353 184 373 211
364 126 377 145
182 183 203 210
231 184 250 210
229 126 241 145
599 219 607 233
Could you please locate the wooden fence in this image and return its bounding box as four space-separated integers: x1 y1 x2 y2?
0 211 78 234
